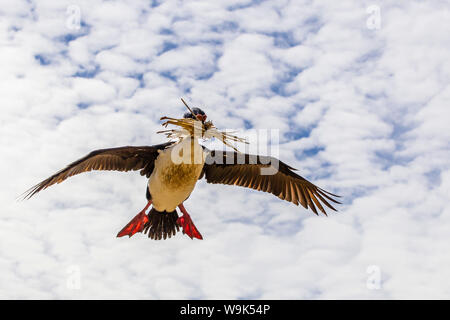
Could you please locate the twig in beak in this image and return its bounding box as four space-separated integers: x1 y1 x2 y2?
181 98 196 118
159 111 249 152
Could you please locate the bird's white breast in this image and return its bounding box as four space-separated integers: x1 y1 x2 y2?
149 137 205 212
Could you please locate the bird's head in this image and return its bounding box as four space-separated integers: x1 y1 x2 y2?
183 107 207 123
158 98 248 151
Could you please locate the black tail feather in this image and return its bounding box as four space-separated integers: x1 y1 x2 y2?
143 208 180 240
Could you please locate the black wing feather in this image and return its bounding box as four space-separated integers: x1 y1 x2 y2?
23 142 173 199
203 150 340 215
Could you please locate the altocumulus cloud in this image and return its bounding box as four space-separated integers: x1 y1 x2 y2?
0 0 449 299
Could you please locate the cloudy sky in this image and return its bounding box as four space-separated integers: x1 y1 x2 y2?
1 0 449 299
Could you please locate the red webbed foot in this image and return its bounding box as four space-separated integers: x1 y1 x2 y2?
177 203 203 240
117 201 151 238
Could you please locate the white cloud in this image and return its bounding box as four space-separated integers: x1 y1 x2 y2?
72 77 116 104
150 45 216 79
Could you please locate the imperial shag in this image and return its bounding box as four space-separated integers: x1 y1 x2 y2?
24 99 340 240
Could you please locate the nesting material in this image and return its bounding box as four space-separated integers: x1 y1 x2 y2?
157 116 248 152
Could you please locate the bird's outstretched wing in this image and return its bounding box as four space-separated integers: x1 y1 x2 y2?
203 150 340 215
22 142 174 199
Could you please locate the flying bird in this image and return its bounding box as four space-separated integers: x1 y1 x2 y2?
23 99 340 240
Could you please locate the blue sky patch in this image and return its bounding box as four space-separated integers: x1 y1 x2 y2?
268 31 298 48
158 42 178 55
129 73 145 88
211 21 239 33
160 71 177 81
73 65 100 78
34 54 51 66
77 102 90 109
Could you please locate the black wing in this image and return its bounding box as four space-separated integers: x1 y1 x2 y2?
23 142 174 199
203 150 340 215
